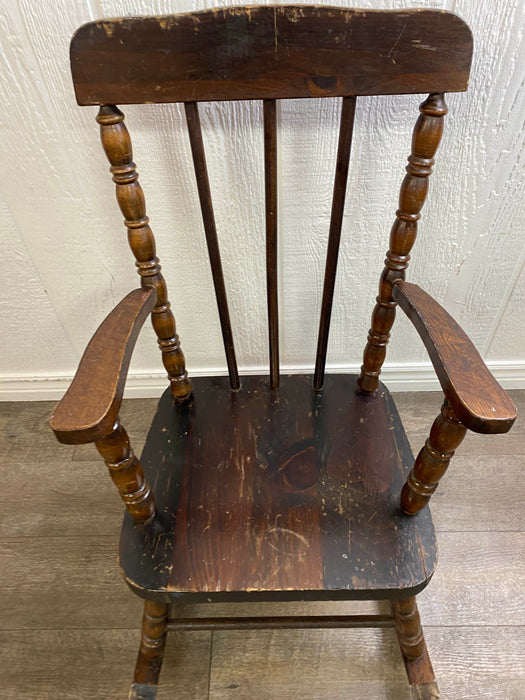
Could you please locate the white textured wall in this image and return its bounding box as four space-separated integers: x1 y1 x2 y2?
1 0 524 399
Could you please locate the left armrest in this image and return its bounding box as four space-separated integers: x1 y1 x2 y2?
50 287 156 445
392 281 517 434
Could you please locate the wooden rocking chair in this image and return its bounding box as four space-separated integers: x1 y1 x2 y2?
50 7 517 698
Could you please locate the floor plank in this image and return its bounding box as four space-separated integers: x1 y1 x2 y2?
0 460 122 538
417 532 525 626
0 628 211 700
0 537 140 630
429 455 524 532
1 389 523 698
208 626 525 700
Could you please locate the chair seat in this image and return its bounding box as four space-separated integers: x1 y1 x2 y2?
119 375 437 603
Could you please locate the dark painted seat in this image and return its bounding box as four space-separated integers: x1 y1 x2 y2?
121 375 436 602
49 6 518 699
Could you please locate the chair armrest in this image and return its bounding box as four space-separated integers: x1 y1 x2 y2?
392 281 517 434
50 287 157 445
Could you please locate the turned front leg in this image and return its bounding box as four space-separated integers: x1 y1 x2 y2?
392 597 438 695
391 597 425 660
402 400 467 515
129 600 170 699
95 420 156 522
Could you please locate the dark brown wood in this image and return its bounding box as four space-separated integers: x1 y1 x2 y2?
48 8 523 697
131 600 170 696
314 95 356 391
166 614 394 631
358 93 448 394
392 597 425 660
264 98 280 390
393 281 517 434
71 7 473 105
392 597 438 697
401 401 467 515
97 105 192 401
95 420 156 523
184 101 240 391
119 375 436 602
50 288 156 445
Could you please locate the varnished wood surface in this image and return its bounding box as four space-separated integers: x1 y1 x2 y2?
358 93 448 394
314 96 356 391
120 375 436 601
95 421 157 523
185 101 240 391
50 288 156 444
401 400 467 515
264 98 279 390
393 281 517 433
96 105 192 401
70 7 472 105
1 393 524 697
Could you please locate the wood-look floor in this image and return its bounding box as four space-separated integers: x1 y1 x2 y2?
1 390 523 699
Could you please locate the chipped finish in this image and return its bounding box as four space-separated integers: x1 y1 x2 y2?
70 7 472 105
119 375 437 600
392 597 437 693
132 600 170 691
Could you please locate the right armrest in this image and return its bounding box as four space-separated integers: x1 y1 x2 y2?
393 281 517 434
50 287 156 445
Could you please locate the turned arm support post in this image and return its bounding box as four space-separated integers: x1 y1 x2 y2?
50 288 158 523
358 93 448 393
392 281 517 514
97 105 192 401
401 401 467 515
95 421 156 523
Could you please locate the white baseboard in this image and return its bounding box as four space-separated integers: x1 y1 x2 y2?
1 361 524 401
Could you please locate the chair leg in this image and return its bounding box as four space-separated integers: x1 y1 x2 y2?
129 600 170 700
391 597 439 699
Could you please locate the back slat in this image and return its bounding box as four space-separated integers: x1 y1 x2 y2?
71 7 473 105
184 102 240 391
314 96 357 391
264 99 279 390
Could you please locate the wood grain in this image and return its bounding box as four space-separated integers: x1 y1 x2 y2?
0 628 211 700
50 288 156 444
1 391 524 697
119 375 436 601
70 7 472 105
208 626 525 700
393 281 517 433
